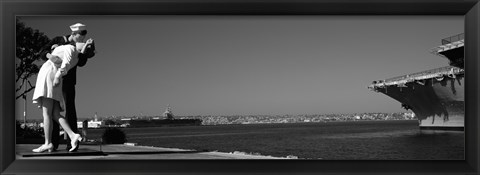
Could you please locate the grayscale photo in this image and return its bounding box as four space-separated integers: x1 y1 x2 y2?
15 16 464 160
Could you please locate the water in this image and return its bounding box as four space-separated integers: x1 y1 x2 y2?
86 120 464 160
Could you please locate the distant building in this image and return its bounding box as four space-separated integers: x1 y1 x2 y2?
77 120 103 129
77 113 104 128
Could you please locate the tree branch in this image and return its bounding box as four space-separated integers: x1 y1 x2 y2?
27 80 34 89
15 80 25 92
16 86 35 100
16 65 25 83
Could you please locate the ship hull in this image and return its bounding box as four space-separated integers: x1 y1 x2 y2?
370 35 465 131
374 75 464 130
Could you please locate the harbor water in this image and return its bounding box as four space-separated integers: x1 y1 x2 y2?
87 120 464 159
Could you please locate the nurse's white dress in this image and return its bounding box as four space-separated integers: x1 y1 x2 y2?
32 44 79 111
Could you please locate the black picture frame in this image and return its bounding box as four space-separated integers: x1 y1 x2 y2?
1 0 479 174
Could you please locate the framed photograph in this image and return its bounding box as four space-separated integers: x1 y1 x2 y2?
2 0 479 174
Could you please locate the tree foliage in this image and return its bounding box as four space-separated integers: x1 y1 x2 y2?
16 18 51 99
16 120 44 138
102 128 127 144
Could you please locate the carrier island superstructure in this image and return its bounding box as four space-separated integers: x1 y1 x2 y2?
368 34 464 131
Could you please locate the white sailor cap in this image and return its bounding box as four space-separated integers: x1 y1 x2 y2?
70 23 87 32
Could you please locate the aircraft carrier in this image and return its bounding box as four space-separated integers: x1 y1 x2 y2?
126 105 202 127
368 34 464 131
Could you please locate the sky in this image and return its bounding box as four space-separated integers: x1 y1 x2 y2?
15 16 463 120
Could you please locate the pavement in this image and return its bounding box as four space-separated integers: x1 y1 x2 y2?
16 143 289 159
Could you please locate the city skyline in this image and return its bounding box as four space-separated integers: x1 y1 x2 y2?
16 16 463 120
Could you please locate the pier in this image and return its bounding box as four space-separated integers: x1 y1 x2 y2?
16 144 289 159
